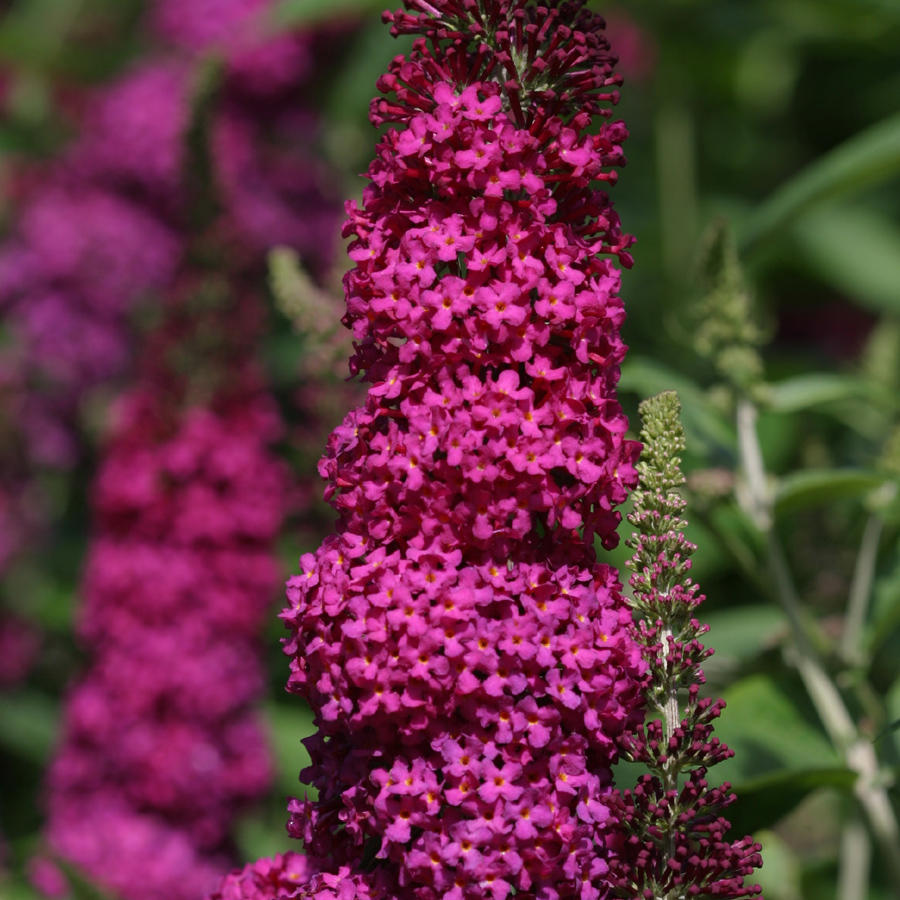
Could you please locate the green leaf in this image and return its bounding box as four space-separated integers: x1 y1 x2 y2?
320 19 415 173
790 206 900 315
619 357 736 455
753 829 803 900
874 718 900 742
264 701 317 797
867 548 900 691
867 546 900 650
728 768 856 837
755 408 800 473
741 112 900 252
714 673 840 785
768 373 875 413
704 603 788 667
323 17 408 126
705 672 852 843
774 469 892 515
0 689 58 763
269 0 384 29
694 503 768 592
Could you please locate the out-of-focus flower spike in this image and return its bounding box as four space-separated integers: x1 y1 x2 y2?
692 220 766 402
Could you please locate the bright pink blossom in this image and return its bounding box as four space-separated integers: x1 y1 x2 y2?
211 0 644 897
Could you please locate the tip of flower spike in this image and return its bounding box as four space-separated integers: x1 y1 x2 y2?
633 391 686 495
378 0 624 133
637 390 681 431
619 391 763 898
692 219 765 399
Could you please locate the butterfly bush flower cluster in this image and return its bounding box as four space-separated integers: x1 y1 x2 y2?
6 1 341 895
0 97 180 470
0 0 339 579
150 0 341 268
2 0 339 820
610 392 762 899
36 298 290 900
0 35 181 723
214 1 646 898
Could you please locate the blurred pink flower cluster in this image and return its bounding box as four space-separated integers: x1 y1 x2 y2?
36 297 290 900
0 0 339 582
1 0 343 894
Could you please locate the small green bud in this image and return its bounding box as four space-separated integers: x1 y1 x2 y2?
692 219 766 401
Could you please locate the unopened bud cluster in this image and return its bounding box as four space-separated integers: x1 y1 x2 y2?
612 391 763 899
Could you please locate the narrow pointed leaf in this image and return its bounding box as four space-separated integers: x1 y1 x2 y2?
741 113 900 251
791 206 900 314
775 469 891 515
768 373 876 413
728 768 856 836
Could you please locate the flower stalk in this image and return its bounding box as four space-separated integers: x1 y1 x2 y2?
736 399 900 894
613 390 763 900
694 221 900 896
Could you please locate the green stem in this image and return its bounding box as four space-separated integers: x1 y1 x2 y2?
840 511 885 665
658 625 680 744
651 625 684 900
736 398 900 895
654 97 698 284
838 813 871 900
735 401 829 655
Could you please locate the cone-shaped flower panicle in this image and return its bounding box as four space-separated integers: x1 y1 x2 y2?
2 3 342 894
611 391 763 899
41 298 291 900
269 2 645 898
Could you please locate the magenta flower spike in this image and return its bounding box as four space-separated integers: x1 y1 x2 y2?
39 300 291 900
255 1 646 897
